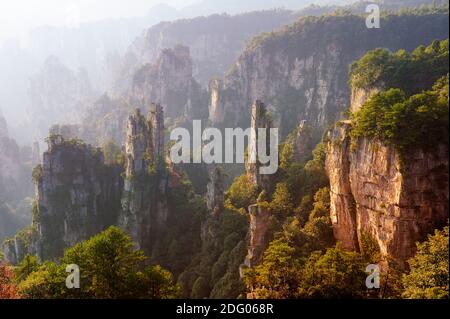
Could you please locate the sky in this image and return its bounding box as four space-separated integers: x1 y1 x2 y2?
0 0 200 45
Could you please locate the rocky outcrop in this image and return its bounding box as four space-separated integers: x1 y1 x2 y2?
327 123 449 266
326 81 449 266
206 165 224 217
3 136 124 263
245 100 274 193
131 46 208 121
120 106 169 251
201 165 225 241
122 10 302 87
350 87 380 114
244 204 271 268
291 120 316 163
209 13 449 137
0 114 33 242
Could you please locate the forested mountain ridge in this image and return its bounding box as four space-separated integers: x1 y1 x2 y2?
209 10 449 137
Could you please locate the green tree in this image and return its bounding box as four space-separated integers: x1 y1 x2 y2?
297 245 367 298
225 174 258 210
14 255 40 283
133 265 180 299
270 183 294 217
243 239 299 299
191 277 210 299
60 226 146 298
402 226 449 299
17 227 179 299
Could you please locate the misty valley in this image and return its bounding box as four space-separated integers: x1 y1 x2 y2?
0 0 449 301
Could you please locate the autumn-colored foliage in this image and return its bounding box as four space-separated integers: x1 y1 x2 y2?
0 263 20 299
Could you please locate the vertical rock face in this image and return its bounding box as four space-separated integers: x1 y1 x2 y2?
349 87 380 114
209 79 225 124
326 89 449 266
246 100 273 193
292 120 316 163
0 113 33 245
4 136 124 263
0 114 32 206
244 204 271 268
120 106 168 251
242 101 275 270
131 46 207 121
326 121 363 252
124 10 301 87
31 141 41 166
149 104 165 160
201 165 225 241
209 14 449 136
206 166 224 216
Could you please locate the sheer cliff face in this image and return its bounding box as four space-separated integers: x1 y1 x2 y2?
3 138 124 263
28 56 95 141
124 10 301 87
326 100 449 267
83 47 208 147
0 116 22 200
0 115 26 241
120 107 168 252
131 46 206 120
0 115 33 241
210 13 450 137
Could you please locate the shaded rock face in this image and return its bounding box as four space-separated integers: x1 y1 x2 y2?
206 166 224 216
79 95 143 146
292 120 316 163
201 165 225 241
210 14 449 137
326 91 449 267
245 100 274 193
3 137 124 263
120 107 168 251
131 46 207 121
0 115 33 239
244 204 271 268
0 119 22 201
242 101 276 269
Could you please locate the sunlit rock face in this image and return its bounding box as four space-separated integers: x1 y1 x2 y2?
244 204 271 268
327 125 449 267
209 14 449 137
326 85 449 267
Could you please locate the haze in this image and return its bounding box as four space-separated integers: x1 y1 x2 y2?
0 0 200 45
